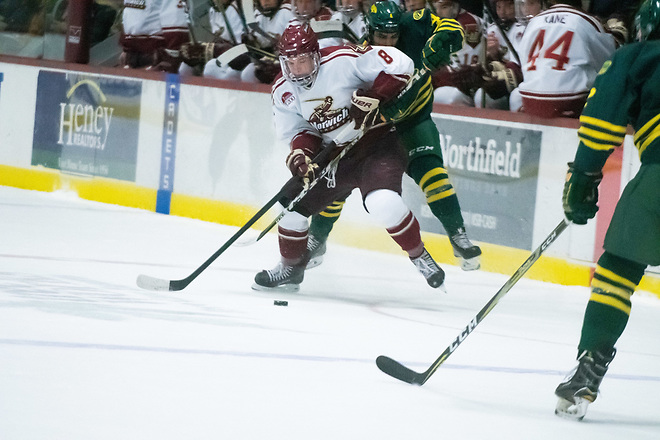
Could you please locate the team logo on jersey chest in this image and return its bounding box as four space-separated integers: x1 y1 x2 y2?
307 96 350 133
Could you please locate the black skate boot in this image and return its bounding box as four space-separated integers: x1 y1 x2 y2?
252 262 305 292
305 234 327 269
410 248 446 289
449 227 482 271
555 348 616 421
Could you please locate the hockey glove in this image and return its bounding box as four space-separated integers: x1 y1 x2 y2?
562 162 603 225
421 22 464 71
432 64 486 95
180 42 226 67
349 90 380 131
605 17 628 46
254 58 281 84
286 149 319 190
481 61 522 99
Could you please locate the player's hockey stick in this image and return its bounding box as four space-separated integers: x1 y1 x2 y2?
240 0 279 46
182 0 199 44
376 219 569 385
215 44 277 68
237 68 432 246
136 123 374 292
482 0 521 65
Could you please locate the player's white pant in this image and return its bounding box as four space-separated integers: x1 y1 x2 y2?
240 63 260 83
203 59 242 81
433 86 474 107
474 88 510 110
509 88 523 113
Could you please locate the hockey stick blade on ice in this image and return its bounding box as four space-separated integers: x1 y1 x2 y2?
136 183 295 292
376 219 569 385
136 123 371 292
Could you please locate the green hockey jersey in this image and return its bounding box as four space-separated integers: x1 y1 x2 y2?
575 40 660 171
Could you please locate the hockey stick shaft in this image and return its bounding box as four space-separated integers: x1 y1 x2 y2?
237 68 431 245
182 0 198 44
376 219 569 385
482 0 521 65
136 123 371 292
136 178 297 291
251 126 370 243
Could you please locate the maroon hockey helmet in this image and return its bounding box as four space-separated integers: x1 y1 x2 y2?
278 21 321 88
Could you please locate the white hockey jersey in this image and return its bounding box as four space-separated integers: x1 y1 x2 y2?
451 10 486 68
271 45 413 146
334 10 368 42
209 2 247 44
254 3 296 48
122 0 163 37
486 20 525 63
517 5 616 99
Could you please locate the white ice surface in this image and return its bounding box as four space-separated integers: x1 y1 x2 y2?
0 185 659 440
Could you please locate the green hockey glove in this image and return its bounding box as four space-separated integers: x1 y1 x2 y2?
422 23 464 71
562 163 603 225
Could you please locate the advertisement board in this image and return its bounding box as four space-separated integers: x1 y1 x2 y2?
404 115 542 251
32 70 142 181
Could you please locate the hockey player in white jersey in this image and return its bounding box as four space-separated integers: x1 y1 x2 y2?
292 0 349 47
240 0 296 83
334 0 368 42
253 21 446 292
479 0 525 109
120 0 165 69
514 0 616 118
202 0 249 80
432 0 488 106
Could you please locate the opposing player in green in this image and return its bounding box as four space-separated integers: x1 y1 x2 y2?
306 1 482 272
554 0 660 421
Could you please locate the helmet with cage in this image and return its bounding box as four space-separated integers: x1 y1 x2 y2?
635 0 660 41
278 22 322 88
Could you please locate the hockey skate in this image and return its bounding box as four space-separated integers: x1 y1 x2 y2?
449 227 482 271
411 248 446 289
305 234 327 269
554 349 616 421
252 262 305 292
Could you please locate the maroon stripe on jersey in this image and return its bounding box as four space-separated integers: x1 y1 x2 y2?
519 90 589 100
538 6 604 32
272 76 287 94
320 49 360 65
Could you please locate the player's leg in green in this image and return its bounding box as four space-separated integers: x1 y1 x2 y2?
400 118 481 270
307 193 350 268
556 163 659 420
554 252 645 420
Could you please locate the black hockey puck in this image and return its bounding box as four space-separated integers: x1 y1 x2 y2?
274 300 288 307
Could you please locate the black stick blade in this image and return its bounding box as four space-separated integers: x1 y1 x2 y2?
376 355 425 385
